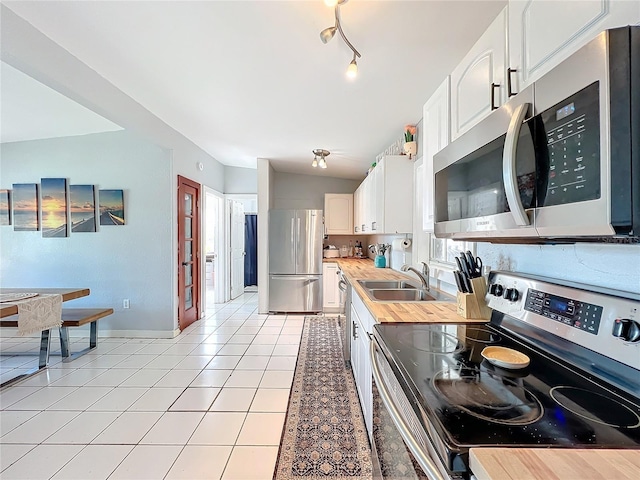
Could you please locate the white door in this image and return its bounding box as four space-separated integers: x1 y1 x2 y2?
230 200 245 300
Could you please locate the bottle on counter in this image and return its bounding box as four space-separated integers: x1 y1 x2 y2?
348 240 353 257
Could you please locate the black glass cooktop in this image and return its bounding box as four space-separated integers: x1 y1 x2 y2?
374 322 640 451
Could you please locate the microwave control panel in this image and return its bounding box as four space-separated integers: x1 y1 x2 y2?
525 289 602 335
540 81 600 207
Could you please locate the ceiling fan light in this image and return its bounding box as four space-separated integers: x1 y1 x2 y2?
319 157 327 168
312 157 318 168
320 26 337 44
346 58 358 78
324 0 339 7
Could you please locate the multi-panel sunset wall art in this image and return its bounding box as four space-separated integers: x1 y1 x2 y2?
2 180 125 236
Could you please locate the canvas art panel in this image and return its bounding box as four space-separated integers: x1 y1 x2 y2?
41 178 69 237
70 185 97 232
12 184 39 231
99 189 125 225
0 190 11 226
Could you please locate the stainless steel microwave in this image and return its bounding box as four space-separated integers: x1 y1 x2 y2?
433 26 639 243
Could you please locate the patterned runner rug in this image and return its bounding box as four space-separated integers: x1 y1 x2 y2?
273 316 373 479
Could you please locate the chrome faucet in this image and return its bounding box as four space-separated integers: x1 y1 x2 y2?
401 262 430 291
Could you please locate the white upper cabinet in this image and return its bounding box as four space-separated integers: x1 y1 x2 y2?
450 7 508 140
352 156 414 234
508 0 640 94
324 194 353 235
353 184 362 234
371 161 385 233
422 77 450 232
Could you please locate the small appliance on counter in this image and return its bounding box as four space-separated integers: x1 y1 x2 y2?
323 245 340 258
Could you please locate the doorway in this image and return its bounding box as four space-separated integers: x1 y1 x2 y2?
229 199 245 300
204 189 225 305
177 175 200 331
244 213 258 288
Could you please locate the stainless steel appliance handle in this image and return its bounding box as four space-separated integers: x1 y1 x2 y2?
338 280 347 292
290 218 296 264
271 275 320 280
369 337 445 480
502 102 531 226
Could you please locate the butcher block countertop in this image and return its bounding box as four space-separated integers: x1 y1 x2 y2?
470 448 640 480
325 258 485 324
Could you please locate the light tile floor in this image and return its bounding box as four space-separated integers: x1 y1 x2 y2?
0 292 303 479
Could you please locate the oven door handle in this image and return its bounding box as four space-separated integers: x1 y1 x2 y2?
369 336 445 480
502 102 531 226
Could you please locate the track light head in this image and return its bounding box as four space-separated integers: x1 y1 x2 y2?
346 57 358 79
320 26 337 44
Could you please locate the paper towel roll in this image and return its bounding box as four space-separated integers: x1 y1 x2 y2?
392 238 412 250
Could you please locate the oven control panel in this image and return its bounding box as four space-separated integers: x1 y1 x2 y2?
486 271 640 371
524 289 602 335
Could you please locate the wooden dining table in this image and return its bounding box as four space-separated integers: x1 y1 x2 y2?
0 288 90 318
0 287 90 388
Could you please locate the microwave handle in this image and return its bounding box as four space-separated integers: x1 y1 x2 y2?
370 336 446 480
503 102 531 226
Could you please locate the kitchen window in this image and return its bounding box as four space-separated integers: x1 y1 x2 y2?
429 236 475 268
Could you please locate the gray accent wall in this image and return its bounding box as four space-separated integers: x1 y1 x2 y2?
272 171 360 210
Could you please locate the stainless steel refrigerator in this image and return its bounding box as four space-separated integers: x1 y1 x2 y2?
268 209 323 313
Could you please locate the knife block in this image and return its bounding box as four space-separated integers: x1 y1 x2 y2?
456 277 492 320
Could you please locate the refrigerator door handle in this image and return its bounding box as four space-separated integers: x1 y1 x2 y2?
290 218 295 265
270 275 320 280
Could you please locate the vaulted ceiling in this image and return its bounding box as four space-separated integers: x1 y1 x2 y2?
2 1 506 179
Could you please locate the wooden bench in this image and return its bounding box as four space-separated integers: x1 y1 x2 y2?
0 307 113 362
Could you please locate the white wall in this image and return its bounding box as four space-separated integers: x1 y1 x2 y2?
257 158 273 313
477 243 640 294
224 166 257 194
0 130 177 335
272 172 360 210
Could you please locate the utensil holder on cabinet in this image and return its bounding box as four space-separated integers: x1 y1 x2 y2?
456 277 492 320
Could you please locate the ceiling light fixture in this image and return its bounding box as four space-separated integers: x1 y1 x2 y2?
320 0 361 78
312 149 330 169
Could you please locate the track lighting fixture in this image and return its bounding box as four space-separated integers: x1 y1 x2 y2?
312 149 330 169
320 0 361 78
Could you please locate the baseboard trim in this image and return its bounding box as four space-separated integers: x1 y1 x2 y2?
99 329 181 339
1 327 181 340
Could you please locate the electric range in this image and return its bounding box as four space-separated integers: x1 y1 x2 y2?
370 271 640 480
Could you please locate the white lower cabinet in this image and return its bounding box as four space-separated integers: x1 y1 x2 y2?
322 263 340 311
350 289 375 440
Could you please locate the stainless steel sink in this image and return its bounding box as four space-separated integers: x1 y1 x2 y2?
357 280 418 290
362 288 454 303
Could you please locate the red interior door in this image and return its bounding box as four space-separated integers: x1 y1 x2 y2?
177 175 200 330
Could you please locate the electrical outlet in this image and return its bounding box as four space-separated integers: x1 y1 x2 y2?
123 299 130 309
